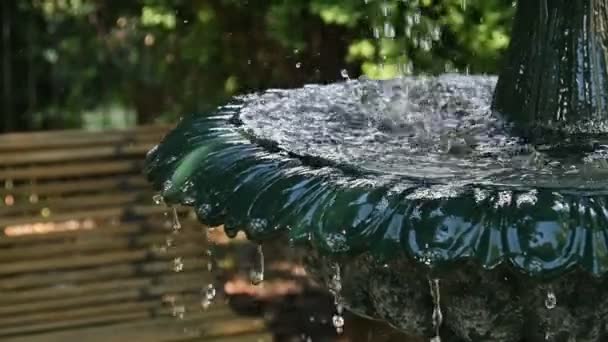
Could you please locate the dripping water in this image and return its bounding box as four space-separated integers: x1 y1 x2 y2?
153 194 189 317
544 286 557 340
170 207 184 272
201 225 217 310
171 207 182 232
153 194 164 205
545 287 557 310
201 283 216 310
328 263 345 334
250 244 265 285
429 278 443 342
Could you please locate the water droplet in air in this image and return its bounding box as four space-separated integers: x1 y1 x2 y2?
153 194 164 205
201 284 216 310
296 62 302 69
250 244 265 285
341 69 350 80
173 257 184 272
332 314 345 334
545 289 557 310
162 180 174 193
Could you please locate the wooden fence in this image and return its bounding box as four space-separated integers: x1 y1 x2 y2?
0 126 271 341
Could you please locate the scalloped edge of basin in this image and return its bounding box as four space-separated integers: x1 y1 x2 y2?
144 80 608 279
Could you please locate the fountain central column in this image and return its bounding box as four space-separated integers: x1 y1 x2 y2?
492 0 608 139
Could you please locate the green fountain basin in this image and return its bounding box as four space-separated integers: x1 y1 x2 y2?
145 75 608 341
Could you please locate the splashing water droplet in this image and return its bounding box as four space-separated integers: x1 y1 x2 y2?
429 278 443 342
341 69 350 80
296 62 302 69
153 194 164 205
545 288 557 310
173 257 184 272
332 314 345 334
250 244 265 285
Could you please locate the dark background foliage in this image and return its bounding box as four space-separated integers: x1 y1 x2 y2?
0 0 514 133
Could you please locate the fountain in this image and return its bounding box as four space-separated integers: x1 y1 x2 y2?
145 1 608 341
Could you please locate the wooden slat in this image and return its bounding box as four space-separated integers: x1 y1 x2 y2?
0 249 149 276
0 257 208 291
0 176 148 197
0 160 143 181
0 230 205 262
0 127 270 341
1 269 209 309
0 207 123 227
0 143 153 166
0 223 141 245
0 278 152 305
0 289 144 317
0 271 209 307
0 307 267 342
0 308 150 337
0 300 160 328
0 192 145 217
0 125 169 151
0 205 184 228
0 124 167 140
0 217 202 246
0 241 205 276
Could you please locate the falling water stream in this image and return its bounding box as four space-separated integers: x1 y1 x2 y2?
328 263 345 334
250 244 265 285
152 194 219 318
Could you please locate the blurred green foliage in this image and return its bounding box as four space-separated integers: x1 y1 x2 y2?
0 0 514 132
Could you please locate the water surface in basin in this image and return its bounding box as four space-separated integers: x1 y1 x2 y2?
236 75 608 193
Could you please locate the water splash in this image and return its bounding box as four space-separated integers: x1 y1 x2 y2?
341 69 350 80
152 193 164 205
429 278 443 342
250 244 265 285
